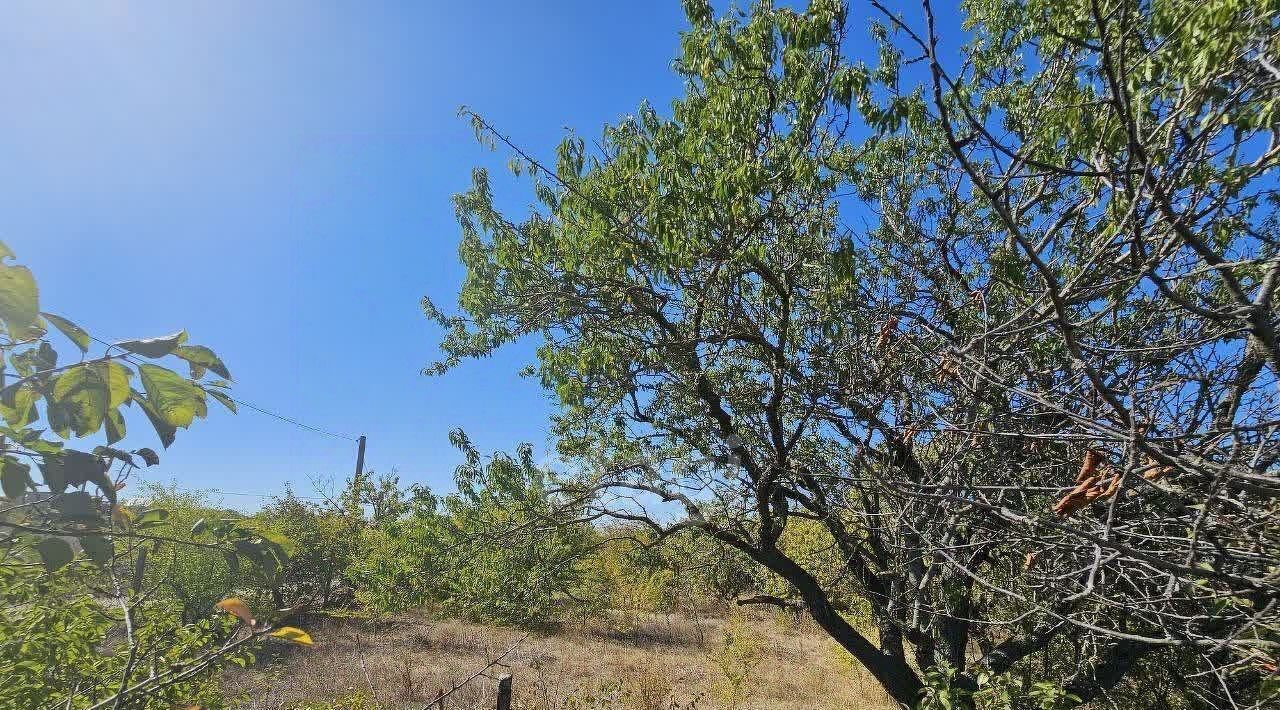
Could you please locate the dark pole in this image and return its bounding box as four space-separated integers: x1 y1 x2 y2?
495 674 512 710
354 435 367 478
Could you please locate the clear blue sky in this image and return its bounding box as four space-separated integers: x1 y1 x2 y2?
0 2 960 506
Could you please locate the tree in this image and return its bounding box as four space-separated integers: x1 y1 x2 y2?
347 432 600 624
0 242 306 707
427 1 1279 707
259 484 363 608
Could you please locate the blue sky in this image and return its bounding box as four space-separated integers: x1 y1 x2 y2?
0 2 959 506
0 1 698 504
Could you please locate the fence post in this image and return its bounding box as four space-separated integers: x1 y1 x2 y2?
496 674 512 710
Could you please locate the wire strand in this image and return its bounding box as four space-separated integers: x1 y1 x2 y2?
221 396 357 441
81 332 358 442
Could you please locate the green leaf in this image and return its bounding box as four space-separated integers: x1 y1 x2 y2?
138 364 200 428
205 387 237 413
45 400 73 438
39 450 115 504
115 331 188 358
134 447 160 467
55 491 97 518
104 408 127 445
49 362 129 437
132 547 147 591
233 538 265 563
41 313 90 352
132 390 176 448
134 508 170 529
93 446 136 466
1 458 31 499
0 262 39 338
51 365 106 436
0 382 40 427
35 537 73 573
100 361 133 408
172 345 232 380
80 535 114 567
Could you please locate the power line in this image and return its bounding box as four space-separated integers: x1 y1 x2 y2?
222 396 357 442
81 332 358 442
206 488 328 501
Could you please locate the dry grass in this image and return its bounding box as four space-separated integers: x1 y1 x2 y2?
221 608 895 709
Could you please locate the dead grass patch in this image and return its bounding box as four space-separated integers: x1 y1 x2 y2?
221 608 894 709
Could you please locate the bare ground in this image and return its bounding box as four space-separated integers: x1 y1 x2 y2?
221 608 896 709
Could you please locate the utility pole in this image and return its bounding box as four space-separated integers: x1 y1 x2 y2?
354 435 367 479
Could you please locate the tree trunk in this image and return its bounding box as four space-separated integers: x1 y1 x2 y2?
753 547 924 706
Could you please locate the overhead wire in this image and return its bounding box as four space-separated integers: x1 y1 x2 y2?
80 332 358 442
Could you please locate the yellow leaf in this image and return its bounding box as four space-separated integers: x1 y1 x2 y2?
268 626 313 646
215 597 255 626
111 505 134 529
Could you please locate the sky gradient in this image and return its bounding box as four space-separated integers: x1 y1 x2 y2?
0 2 958 506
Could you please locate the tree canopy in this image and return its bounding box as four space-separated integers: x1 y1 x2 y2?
427 1 1280 707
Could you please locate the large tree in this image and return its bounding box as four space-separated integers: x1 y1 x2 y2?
427 1 1279 707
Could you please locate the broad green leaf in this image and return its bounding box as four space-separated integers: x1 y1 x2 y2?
134 447 160 466
41 312 90 352
10 343 55 378
0 241 13 260
55 491 97 519
104 407 127 445
115 331 188 358
132 547 147 591
39 450 115 503
34 341 56 370
50 361 129 436
45 399 73 438
261 549 279 579
35 537 73 572
1 458 31 499
100 361 132 408
93 445 135 467
134 508 170 529
132 389 177 448
138 364 200 428
233 538 265 563
54 377 106 436
268 627 313 646
172 345 232 380
205 387 237 413
193 388 208 419
0 262 39 338
80 535 114 567
0 382 40 427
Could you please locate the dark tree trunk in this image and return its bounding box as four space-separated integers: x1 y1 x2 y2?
940 579 973 671
748 545 924 707
1066 641 1157 704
